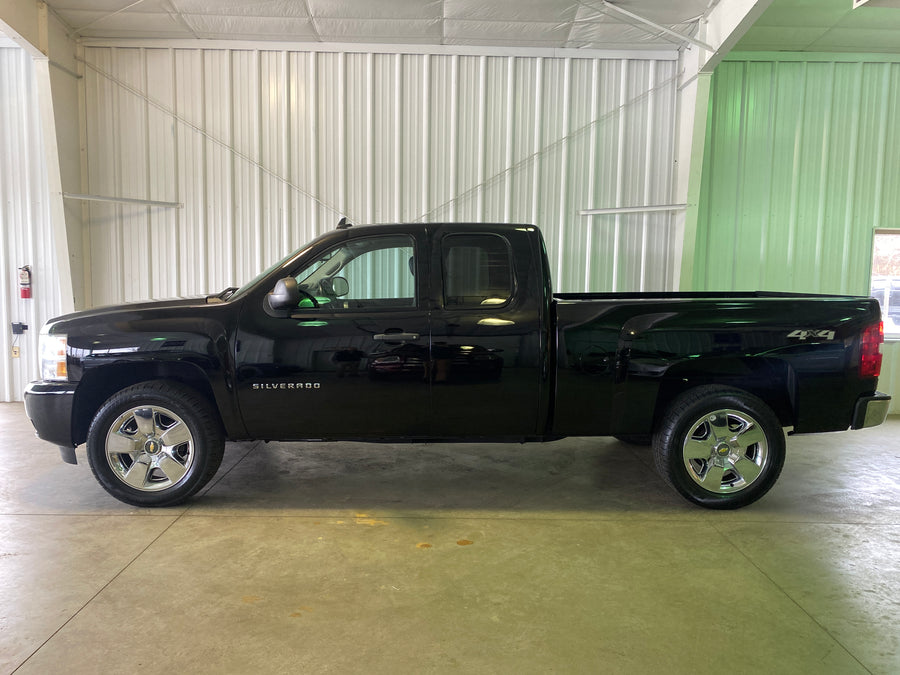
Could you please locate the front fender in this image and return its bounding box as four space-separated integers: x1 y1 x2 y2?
70 359 244 445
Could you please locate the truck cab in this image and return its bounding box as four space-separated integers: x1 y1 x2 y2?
232 223 549 440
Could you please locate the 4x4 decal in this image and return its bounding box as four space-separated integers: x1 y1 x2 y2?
787 329 836 341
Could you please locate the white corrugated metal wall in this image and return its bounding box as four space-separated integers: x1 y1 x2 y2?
80 46 679 306
0 47 67 402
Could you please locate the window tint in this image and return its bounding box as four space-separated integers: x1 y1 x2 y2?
441 234 513 309
294 234 416 310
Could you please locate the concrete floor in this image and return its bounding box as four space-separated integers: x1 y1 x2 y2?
1 402 899 674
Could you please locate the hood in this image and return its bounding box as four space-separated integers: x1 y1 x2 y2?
47 296 213 329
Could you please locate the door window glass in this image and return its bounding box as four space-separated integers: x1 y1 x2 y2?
441 234 513 309
294 234 416 310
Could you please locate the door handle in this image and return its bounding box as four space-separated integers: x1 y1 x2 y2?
374 332 420 342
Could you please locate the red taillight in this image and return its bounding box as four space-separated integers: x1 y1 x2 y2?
860 321 884 379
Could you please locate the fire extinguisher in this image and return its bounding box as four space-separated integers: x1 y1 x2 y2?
18 266 32 299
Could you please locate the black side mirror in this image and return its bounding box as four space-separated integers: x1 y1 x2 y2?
266 277 300 311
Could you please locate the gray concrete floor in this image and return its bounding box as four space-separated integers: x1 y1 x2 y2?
1 402 899 674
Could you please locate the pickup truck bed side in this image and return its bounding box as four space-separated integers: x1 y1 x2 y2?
553 294 881 436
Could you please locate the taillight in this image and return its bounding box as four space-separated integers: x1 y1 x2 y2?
859 321 884 379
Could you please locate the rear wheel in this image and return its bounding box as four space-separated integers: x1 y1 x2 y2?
653 386 785 509
86 381 224 507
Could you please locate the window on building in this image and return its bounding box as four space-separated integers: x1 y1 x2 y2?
870 229 900 338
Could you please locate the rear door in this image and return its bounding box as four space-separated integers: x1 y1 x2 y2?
234 231 431 439
429 226 546 437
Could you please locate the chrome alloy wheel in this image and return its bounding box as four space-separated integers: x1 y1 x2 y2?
682 408 769 494
104 405 196 492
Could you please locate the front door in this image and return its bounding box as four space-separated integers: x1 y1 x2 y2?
234 232 431 440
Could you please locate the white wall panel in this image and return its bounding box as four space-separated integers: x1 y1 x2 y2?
0 48 66 401
81 46 679 305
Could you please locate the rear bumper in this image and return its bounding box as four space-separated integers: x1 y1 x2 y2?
24 381 76 450
851 391 891 430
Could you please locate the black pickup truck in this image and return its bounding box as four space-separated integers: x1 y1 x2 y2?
25 222 890 509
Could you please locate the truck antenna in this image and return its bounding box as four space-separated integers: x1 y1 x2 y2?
336 217 353 230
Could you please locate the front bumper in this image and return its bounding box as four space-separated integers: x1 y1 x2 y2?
24 381 77 459
851 391 892 430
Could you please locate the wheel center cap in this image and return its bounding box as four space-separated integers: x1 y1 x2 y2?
144 439 160 455
714 442 731 457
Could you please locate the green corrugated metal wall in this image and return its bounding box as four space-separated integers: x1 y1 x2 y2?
695 54 900 295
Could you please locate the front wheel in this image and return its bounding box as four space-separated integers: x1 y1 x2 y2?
86 381 225 507
652 386 785 509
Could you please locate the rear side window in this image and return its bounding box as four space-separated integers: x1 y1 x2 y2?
441 234 513 309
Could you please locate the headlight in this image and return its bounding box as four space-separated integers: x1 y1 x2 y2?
39 326 68 381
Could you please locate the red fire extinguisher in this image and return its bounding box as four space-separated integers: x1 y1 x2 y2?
18 266 32 299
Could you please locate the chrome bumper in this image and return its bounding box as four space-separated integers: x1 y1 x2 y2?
851 392 892 430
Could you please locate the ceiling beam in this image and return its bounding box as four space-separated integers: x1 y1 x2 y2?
71 0 147 34
0 0 45 55
599 1 715 51
699 0 776 73
301 0 323 42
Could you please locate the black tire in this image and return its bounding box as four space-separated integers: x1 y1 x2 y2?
652 386 785 510
86 381 225 507
614 434 652 446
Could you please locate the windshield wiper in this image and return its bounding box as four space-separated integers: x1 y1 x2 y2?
207 287 238 303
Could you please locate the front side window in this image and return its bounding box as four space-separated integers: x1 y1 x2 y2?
294 234 416 310
441 234 514 309
870 229 900 338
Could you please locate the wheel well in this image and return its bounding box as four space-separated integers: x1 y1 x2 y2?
71 362 221 446
652 359 796 433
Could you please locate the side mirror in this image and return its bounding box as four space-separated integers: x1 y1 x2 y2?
331 276 349 297
266 277 300 311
